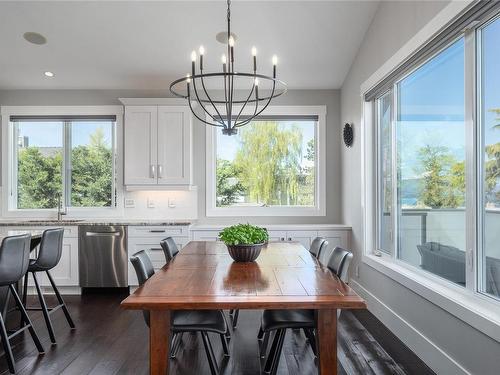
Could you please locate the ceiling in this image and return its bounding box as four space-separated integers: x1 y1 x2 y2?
0 1 379 90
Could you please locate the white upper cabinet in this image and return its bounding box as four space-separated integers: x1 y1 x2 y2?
123 101 192 188
124 106 158 185
157 106 191 185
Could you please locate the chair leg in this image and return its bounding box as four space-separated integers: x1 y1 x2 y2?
231 309 239 329
257 325 265 340
46 271 75 329
20 272 28 328
8 285 44 354
220 333 230 356
222 312 231 340
170 332 183 358
0 312 15 374
263 329 285 374
260 331 271 358
269 330 286 375
32 272 57 344
200 332 219 375
304 328 317 357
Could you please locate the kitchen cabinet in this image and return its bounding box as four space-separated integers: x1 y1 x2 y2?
127 225 190 286
191 225 351 260
124 104 192 188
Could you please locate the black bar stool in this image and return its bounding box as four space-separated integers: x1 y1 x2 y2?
22 228 75 345
0 234 44 374
160 236 179 263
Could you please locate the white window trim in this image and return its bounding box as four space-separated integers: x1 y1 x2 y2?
205 105 326 217
0 105 124 219
360 0 500 342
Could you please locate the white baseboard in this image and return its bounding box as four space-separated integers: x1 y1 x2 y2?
25 286 81 295
351 279 470 375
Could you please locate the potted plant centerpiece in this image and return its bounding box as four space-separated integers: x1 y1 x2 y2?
219 224 269 262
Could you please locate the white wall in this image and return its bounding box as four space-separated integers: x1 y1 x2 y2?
341 1 500 374
0 88 341 224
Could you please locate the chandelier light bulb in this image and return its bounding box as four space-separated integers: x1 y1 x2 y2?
191 51 197 62
186 74 191 83
272 55 278 66
228 36 235 47
254 78 259 86
251 46 257 56
221 54 227 64
199 46 205 55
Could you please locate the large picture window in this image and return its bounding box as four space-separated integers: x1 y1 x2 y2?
369 8 500 304
206 107 326 216
10 117 116 210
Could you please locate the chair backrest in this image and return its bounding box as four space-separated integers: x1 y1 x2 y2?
0 234 31 286
130 250 155 326
160 237 179 263
309 237 326 258
33 228 64 271
327 246 353 283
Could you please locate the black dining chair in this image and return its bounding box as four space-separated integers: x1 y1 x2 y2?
21 228 75 345
160 237 179 263
308 237 328 259
0 234 45 374
130 250 229 375
259 246 354 375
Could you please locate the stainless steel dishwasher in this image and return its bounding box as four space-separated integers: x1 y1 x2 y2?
79 225 128 288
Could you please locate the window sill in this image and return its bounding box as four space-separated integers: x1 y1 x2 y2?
362 253 500 343
206 206 325 217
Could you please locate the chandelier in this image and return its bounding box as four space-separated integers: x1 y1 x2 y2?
169 0 287 135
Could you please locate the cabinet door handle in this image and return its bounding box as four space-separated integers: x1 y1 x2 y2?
150 165 156 179
158 164 163 179
150 229 166 233
288 237 292 241
280 237 285 241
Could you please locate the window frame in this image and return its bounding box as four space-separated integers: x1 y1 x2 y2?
361 5 500 342
205 105 326 217
0 105 124 218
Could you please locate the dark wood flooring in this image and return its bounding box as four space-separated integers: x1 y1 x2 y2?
0 292 434 375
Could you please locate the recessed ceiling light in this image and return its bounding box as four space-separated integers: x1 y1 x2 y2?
44 71 55 77
23 32 47 45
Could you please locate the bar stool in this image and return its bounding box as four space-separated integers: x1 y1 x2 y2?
131 250 229 375
22 228 75 345
0 234 44 374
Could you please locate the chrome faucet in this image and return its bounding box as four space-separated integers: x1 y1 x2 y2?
57 193 67 221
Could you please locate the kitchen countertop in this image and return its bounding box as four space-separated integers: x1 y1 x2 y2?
0 219 193 226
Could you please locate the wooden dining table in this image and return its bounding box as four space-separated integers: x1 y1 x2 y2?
121 240 367 375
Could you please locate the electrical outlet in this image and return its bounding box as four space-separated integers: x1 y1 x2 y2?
147 197 155 208
124 198 135 208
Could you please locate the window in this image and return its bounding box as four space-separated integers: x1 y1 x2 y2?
479 15 500 299
369 5 500 303
206 106 326 216
10 117 116 210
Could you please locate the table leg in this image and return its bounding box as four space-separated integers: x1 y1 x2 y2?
316 309 337 375
150 310 171 375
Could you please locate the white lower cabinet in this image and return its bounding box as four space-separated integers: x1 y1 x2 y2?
191 225 351 260
127 225 190 286
40 235 79 287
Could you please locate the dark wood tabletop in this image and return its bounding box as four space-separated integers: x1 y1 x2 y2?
122 241 366 375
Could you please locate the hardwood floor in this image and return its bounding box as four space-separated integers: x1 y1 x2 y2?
0 292 434 375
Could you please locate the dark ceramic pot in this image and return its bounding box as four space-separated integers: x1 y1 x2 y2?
226 243 264 262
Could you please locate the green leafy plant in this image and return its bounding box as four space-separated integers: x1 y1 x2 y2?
219 224 269 246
